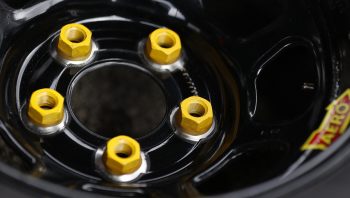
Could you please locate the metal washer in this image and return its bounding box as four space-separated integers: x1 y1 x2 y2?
21 107 69 136
94 147 148 183
170 107 217 143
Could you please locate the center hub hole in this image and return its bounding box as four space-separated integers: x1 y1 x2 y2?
71 64 166 138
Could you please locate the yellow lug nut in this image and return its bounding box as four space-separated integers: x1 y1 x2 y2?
178 96 213 135
145 28 182 65
103 135 142 175
28 88 64 127
57 23 92 60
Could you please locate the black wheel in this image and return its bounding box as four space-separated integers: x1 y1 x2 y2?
0 0 349 197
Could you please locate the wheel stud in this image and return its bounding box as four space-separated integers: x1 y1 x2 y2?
103 135 142 175
145 28 182 65
57 23 92 60
177 96 214 135
27 88 64 127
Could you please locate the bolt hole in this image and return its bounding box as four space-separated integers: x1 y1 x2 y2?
115 143 133 158
188 102 206 118
38 95 57 110
66 27 86 43
157 33 175 49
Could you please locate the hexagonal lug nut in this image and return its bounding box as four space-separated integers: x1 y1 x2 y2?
178 96 213 135
103 135 142 175
27 88 65 127
145 28 182 65
57 23 92 61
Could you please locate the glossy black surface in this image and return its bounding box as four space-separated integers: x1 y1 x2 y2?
0 0 346 197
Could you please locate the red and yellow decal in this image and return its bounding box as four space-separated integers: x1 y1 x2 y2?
302 89 350 150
